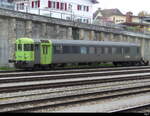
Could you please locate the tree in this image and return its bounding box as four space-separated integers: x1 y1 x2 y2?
138 11 150 17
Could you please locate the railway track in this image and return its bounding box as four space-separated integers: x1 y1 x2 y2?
0 66 150 112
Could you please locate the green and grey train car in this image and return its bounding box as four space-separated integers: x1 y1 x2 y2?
11 38 148 69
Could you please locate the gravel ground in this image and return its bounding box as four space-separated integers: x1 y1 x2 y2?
0 78 150 112
41 92 150 112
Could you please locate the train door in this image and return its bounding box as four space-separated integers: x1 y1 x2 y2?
40 40 52 65
34 44 40 64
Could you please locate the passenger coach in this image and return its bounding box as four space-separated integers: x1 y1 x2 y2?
10 38 148 69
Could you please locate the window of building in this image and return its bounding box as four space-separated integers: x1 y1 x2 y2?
83 6 89 12
77 5 89 12
32 0 40 8
83 19 89 23
16 3 25 10
52 1 56 9
68 4 72 11
77 5 82 10
56 2 59 9
48 1 67 11
48 1 51 8
60 2 64 10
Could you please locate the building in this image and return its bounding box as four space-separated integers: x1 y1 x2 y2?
93 8 140 24
121 17 150 34
12 0 98 23
93 8 150 34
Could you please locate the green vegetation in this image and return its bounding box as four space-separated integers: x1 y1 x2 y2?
0 66 16 71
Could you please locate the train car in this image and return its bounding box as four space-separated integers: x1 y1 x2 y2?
10 37 148 69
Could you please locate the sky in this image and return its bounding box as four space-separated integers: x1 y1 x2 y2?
94 0 150 15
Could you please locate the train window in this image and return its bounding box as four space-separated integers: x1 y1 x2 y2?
97 47 104 54
80 46 87 54
104 47 109 54
42 45 48 54
137 47 140 54
112 47 117 54
18 44 22 51
89 47 95 54
72 46 80 54
24 44 34 51
124 47 130 54
97 47 101 54
108 47 112 54
53 45 63 54
116 47 122 55
42 46 45 54
63 46 71 54
104 47 112 54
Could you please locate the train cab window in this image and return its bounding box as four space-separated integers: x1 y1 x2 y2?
18 44 22 51
89 47 95 54
80 46 87 54
24 44 34 51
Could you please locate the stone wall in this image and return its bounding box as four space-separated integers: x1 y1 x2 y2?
0 8 150 67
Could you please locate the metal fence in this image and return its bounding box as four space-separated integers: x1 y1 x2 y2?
16 6 93 24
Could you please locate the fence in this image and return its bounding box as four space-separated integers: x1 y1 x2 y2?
18 8 92 24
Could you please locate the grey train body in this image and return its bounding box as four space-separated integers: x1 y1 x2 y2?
49 39 142 65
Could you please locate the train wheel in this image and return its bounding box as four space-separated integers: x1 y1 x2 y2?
113 62 118 66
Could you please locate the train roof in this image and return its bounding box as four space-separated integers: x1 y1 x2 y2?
17 38 140 47
39 39 139 47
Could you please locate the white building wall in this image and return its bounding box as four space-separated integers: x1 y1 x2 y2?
14 0 96 23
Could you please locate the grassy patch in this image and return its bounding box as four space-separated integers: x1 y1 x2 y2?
0 66 16 71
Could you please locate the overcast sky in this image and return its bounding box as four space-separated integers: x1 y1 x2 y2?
94 0 150 15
